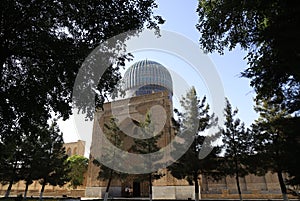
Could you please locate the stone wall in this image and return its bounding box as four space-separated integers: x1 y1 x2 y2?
85 187 121 198
153 186 196 199
0 180 86 198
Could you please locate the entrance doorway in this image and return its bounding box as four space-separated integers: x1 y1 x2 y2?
132 181 141 197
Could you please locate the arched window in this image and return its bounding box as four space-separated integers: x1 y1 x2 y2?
73 147 77 155
67 148 72 156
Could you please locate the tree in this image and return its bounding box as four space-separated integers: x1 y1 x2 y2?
167 87 219 201
0 0 164 118
280 117 300 189
196 0 300 113
196 2 300 184
131 112 164 201
20 126 46 200
67 155 88 189
0 127 24 197
251 98 300 201
35 121 70 200
93 117 127 201
220 99 253 201
0 120 70 199
0 1 164 182
0 0 164 121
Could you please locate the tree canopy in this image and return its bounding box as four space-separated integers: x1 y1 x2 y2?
197 0 300 113
0 0 164 142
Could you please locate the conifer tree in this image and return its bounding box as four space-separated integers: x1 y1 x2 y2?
93 117 127 201
220 99 253 201
1 127 24 198
167 87 219 201
131 112 164 201
36 121 70 200
21 127 44 200
251 98 300 201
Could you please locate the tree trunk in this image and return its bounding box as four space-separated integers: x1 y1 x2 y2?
5 179 13 198
194 173 199 201
24 182 30 200
235 172 243 201
149 173 153 201
234 158 243 201
5 160 17 198
277 170 289 201
104 170 113 201
39 181 46 201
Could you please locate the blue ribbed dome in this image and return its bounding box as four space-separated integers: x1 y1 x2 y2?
123 60 173 97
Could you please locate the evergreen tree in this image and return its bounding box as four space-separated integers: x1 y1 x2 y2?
220 98 253 201
67 155 89 189
1 118 51 198
35 121 70 200
21 126 44 199
251 98 300 201
1 127 24 197
93 117 127 201
131 112 164 201
167 87 219 201
281 117 300 189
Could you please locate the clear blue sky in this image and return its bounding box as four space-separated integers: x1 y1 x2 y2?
61 0 258 145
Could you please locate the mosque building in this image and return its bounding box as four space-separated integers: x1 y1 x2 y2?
85 59 185 198
84 60 286 199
